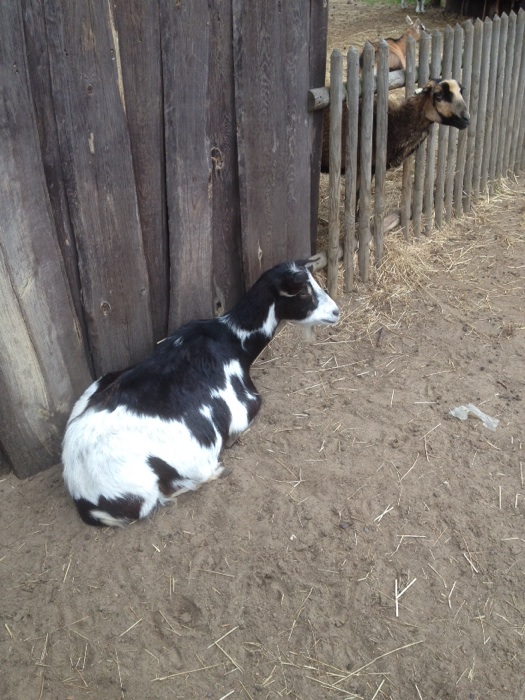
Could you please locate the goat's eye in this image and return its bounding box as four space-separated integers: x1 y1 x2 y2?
298 289 310 300
435 93 443 102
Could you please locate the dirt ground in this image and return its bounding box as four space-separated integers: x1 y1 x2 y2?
2 3 525 700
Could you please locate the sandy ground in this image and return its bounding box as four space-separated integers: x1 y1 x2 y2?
2 3 525 699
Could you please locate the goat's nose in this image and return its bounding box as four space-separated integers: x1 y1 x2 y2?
332 307 340 319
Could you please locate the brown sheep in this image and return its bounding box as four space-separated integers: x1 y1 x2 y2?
359 16 425 72
320 78 470 176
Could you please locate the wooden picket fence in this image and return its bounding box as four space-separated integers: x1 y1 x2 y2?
310 11 525 297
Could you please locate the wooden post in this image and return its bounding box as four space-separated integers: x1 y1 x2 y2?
454 20 474 217
374 41 389 268
510 10 525 174
496 13 516 180
358 43 375 283
472 18 492 202
412 31 430 240
435 25 454 229
423 31 442 235
488 13 508 194
400 37 417 240
327 50 343 299
463 18 483 214
480 15 500 195
343 48 360 293
445 24 464 224
0 0 92 477
504 11 525 175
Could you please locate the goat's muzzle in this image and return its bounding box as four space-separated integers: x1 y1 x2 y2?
447 112 470 130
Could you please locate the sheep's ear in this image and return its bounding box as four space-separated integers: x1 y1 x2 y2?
280 269 308 296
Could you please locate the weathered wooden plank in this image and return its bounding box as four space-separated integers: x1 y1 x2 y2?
208 0 244 315
400 36 417 240
463 18 483 213
233 0 312 287
510 10 525 173
454 20 473 217
343 48 360 293
374 41 389 268
113 0 168 342
423 31 442 235
488 13 509 194
0 0 92 477
44 0 154 376
514 11 525 173
471 18 492 202
309 0 329 254
161 0 214 329
480 15 500 195
496 12 516 180
21 0 92 372
358 43 374 282
504 11 524 175
444 23 463 224
327 50 343 299
434 25 453 230
412 32 430 239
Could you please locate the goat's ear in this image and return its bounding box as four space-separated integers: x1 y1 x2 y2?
279 269 309 296
422 80 436 94
406 15 413 25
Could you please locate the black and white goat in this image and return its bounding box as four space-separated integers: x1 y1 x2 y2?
62 261 339 527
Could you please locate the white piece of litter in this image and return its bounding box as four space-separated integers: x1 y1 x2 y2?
449 403 499 431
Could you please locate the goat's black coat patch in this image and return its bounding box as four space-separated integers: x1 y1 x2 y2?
148 456 184 496
74 494 144 526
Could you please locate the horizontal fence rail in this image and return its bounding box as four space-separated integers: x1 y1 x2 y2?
311 11 525 295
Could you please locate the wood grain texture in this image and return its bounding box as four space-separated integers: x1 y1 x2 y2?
161 0 215 330
0 0 92 476
233 0 313 287
209 0 244 314
113 0 168 342
44 0 154 376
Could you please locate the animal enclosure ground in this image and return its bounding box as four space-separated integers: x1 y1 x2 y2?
2 3 525 699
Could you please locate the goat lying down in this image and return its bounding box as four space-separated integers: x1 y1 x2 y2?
321 78 470 175
62 261 339 527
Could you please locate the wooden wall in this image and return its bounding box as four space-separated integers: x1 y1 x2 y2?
0 0 328 478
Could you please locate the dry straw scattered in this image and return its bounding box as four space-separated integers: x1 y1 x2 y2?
315 175 525 346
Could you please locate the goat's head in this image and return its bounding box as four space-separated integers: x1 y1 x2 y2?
422 79 470 130
405 15 425 38
271 261 340 327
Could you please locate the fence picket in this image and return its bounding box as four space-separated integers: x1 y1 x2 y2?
505 11 525 175
412 32 431 239
424 31 442 235
374 41 389 267
343 49 360 293
464 19 483 213
445 24 464 224
497 13 516 179
358 43 375 282
454 21 473 217
435 26 454 229
515 12 525 172
480 15 500 195
489 13 509 194
327 50 343 299
400 36 417 240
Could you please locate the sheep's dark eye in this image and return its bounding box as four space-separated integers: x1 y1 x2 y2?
435 93 443 102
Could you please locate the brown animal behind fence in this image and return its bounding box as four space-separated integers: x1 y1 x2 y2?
359 16 424 71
